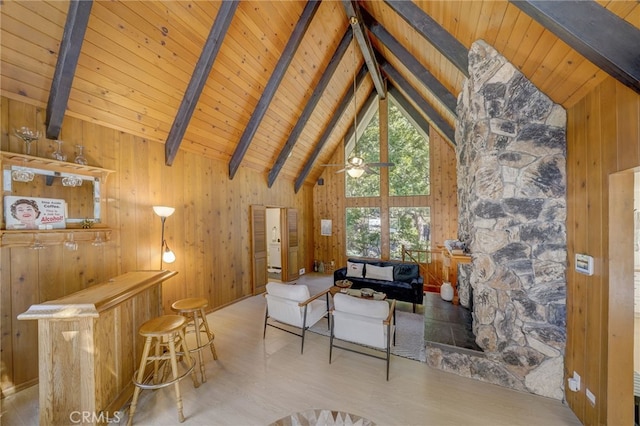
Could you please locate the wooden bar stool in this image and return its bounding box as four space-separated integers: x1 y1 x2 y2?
172 297 218 383
127 315 199 426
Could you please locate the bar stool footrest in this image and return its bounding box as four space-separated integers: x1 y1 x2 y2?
185 332 216 353
132 356 197 390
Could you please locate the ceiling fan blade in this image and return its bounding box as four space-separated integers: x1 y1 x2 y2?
322 163 347 167
367 162 395 167
335 168 346 173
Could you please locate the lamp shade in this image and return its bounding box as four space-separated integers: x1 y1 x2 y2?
153 206 175 217
162 246 176 264
347 167 365 178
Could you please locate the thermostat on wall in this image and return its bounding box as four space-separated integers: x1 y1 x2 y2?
575 254 594 276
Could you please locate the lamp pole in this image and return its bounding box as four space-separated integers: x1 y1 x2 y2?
160 216 166 270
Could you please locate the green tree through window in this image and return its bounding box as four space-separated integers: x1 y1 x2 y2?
345 94 430 260
346 207 381 257
388 101 430 196
389 207 431 260
346 109 379 198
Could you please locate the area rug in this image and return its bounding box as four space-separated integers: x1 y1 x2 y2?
301 275 426 363
270 409 375 426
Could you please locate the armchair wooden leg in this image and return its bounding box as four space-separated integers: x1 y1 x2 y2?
263 307 269 338
301 306 308 354
329 317 334 364
386 322 391 381
393 309 396 346
386 346 390 381
325 294 330 330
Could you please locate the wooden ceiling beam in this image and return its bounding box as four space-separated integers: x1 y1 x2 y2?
295 66 368 193
228 1 321 179
45 0 93 140
512 0 640 94
379 60 455 145
267 26 354 188
361 7 457 117
342 0 386 98
164 1 239 166
384 0 468 77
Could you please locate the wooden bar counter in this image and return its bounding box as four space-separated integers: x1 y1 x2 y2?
18 270 177 425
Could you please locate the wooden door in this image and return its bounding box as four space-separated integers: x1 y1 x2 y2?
281 208 299 282
250 205 268 294
607 171 635 425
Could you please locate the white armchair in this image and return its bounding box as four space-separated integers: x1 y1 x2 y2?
264 282 330 354
330 293 396 380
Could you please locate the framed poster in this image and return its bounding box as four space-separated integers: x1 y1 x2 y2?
4 196 66 230
321 219 332 236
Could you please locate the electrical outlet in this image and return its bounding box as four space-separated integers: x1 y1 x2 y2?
568 371 581 392
299 268 305 275
586 389 596 406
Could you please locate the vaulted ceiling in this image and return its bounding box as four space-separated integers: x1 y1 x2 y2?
2 1 639 191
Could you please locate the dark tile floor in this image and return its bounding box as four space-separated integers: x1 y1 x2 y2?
423 292 482 352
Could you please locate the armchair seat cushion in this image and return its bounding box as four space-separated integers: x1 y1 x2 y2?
265 282 326 328
264 282 330 355
332 293 393 350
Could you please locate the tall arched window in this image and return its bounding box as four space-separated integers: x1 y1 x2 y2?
345 93 431 260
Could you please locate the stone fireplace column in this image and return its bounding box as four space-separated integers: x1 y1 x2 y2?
452 40 567 399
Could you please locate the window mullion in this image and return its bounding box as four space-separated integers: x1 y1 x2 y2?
379 97 390 259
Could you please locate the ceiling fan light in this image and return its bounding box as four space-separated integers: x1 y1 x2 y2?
348 156 365 167
347 167 365 178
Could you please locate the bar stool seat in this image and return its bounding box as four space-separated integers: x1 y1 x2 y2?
172 297 218 383
127 315 199 426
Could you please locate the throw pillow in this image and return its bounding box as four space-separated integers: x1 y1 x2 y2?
365 264 394 281
394 263 418 282
346 261 364 278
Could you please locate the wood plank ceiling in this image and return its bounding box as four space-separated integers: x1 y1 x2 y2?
2 1 639 190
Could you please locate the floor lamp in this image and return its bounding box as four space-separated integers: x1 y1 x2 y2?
153 206 176 269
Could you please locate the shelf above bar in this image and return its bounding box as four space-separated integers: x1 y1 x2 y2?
0 228 113 248
1 151 115 181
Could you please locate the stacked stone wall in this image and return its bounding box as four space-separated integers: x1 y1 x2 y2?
426 40 567 400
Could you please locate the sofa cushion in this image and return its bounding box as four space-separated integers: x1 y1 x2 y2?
365 264 394 281
393 263 419 282
346 261 365 278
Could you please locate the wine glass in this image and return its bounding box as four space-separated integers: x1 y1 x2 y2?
30 235 45 250
74 145 88 165
50 140 67 161
14 127 40 155
92 232 104 246
64 233 78 251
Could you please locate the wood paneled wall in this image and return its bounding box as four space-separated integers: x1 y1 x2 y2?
0 96 313 394
565 77 640 425
312 97 457 270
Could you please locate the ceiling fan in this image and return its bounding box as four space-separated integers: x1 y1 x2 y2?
324 156 394 178
322 16 394 179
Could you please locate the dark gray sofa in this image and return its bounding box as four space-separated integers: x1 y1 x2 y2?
333 258 423 312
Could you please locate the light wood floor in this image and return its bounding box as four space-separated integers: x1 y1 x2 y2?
2 275 582 425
